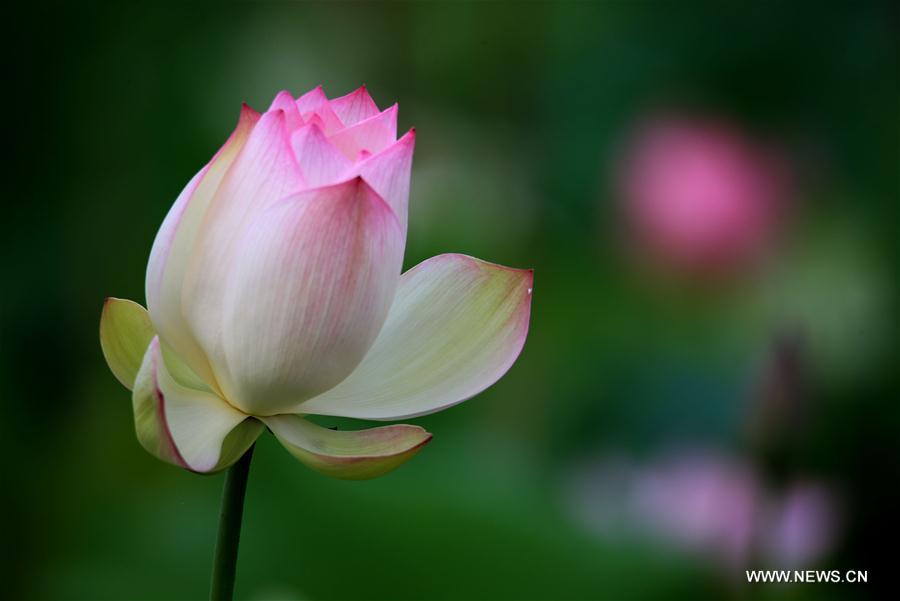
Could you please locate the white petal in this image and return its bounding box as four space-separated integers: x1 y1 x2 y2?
210 178 404 416
181 108 306 395
145 105 258 388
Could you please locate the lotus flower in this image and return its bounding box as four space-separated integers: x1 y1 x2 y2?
100 86 533 479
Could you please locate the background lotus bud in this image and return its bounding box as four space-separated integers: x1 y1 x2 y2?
618 115 788 277
101 86 534 478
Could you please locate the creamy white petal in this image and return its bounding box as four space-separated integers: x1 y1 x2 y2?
298 254 533 420
181 108 306 396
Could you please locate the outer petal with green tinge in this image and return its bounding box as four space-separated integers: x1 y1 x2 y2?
100 298 155 390
131 337 262 473
263 414 431 480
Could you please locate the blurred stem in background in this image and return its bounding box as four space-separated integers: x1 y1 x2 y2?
210 444 255 601
747 327 810 485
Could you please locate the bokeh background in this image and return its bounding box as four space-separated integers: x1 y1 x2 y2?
3 2 897 600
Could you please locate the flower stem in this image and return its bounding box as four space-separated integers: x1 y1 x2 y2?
209 444 255 601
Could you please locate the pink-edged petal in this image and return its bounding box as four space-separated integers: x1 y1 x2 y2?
328 104 398 161
350 129 415 232
145 104 259 389
290 123 352 187
209 177 404 416
295 85 329 113
268 90 304 130
299 254 533 420
132 337 263 473
263 415 431 480
200 107 306 226
329 85 380 126
182 108 306 395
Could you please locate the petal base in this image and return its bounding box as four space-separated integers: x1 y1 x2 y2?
132 338 262 473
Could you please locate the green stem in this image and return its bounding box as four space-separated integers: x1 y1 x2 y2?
209 444 255 601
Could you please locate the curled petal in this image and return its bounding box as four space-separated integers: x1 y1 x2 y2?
290 123 352 187
132 337 262 473
294 86 343 134
263 414 431 480
146 104 259 388
308 103 345 136
299 254 533 420
268 90 304 130
100 298 155 390
351 129 415 233
328 104 398 160
329 86 380 126
210 177 405 416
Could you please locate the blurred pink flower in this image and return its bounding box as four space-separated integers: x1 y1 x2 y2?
629 453 759 566
565 450 839 568
619 116 787 276
763 481 841 567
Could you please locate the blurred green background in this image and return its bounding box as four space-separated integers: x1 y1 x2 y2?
3 2 897 600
